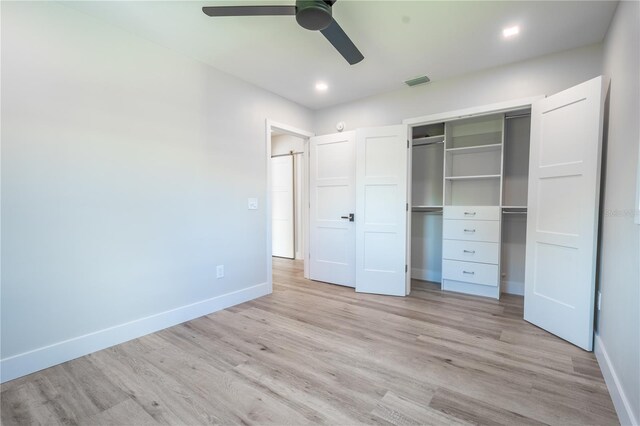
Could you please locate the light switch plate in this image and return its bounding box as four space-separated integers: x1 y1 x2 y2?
216 265 224 279
248 198 258 210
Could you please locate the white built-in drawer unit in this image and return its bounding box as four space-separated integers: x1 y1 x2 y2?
443 219 500 243
443 206 500 221
442 260 499 287
442 240 499 264
442 205 501 296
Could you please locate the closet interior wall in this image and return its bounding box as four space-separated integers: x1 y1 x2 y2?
501 113 531 295
411 124 444 283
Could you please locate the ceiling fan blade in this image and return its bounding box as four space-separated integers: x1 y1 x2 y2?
320 19 364 65
202 5 296 17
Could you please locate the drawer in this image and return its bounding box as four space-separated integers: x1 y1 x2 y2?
442 260 499 287
443 219 500 242
443 206 500 221
442 240 499 264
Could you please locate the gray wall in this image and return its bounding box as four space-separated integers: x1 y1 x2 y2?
597 1 640 424
1 1 312 361
313 44 603 134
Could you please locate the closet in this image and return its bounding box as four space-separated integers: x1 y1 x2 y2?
410 111 531 299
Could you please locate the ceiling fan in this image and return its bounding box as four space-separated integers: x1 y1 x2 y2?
202 0 364 65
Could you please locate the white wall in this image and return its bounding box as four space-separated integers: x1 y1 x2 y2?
314 43 603 134
596 1 640 425
271 134 306 259
0 1 312 381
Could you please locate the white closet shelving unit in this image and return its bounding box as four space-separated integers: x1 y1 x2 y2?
409 109 532 299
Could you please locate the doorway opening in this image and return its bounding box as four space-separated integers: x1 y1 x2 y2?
271 133 305 260
265 120 313 291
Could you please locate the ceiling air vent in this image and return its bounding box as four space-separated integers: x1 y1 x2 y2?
404 75 431 87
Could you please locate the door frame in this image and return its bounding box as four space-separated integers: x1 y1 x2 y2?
265 120 314 292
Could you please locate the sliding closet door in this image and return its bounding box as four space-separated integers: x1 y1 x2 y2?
309 132 356 287
355 125 408 296
525 76 607 351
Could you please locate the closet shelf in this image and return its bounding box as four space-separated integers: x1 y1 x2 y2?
413 135 445 146
445 174 501 181
445 143 502 154
501 206 527 209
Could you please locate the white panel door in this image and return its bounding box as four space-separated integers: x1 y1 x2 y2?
355 125 408 296
271 155 295 259
309 131 356 287
525 76 606 351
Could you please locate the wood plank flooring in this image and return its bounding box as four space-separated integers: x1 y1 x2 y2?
1 258 618 425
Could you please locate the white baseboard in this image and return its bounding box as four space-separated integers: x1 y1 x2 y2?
0 282 270 384
594 334 638 426
411 268 442 283
501 280 524 296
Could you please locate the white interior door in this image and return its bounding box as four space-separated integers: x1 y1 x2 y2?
524 76 607 351
309 131 356 287
355 125 409 296
271 155 295 259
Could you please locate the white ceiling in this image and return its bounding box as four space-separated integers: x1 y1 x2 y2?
65 0 617 110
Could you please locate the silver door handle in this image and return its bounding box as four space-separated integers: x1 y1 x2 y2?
464 212 476 216
463 250 476 254
464 229 476 233
340 213 355 222
463 271 475 275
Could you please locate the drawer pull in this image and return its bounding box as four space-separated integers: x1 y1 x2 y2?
464 211 476 216
463 271 475 275
463 250 476 254
464 229 476 233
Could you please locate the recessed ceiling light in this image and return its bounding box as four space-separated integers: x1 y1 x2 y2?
315 82 328 92
503 25 520 38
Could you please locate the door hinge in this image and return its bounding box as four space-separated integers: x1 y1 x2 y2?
406 203 409 212
405 264 408 273
407 139 410 148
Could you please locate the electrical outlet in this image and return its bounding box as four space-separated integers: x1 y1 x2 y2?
597 291 602 310
216 265 224 279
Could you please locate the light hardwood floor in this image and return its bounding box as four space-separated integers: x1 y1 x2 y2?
1 258 618 425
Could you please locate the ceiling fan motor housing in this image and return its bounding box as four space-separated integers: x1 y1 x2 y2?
295 0 333 31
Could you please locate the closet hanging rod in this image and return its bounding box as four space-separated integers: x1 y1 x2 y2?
413 141 445 148
271 151 304 158
412 209 443 213
502 211 527 215
505 113 531 120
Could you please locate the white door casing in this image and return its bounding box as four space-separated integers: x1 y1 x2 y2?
524 76 607 351
309 131 356 287
355 125 409 296
271 155 295 259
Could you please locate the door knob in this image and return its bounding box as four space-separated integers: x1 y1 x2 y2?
341 213 355 222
